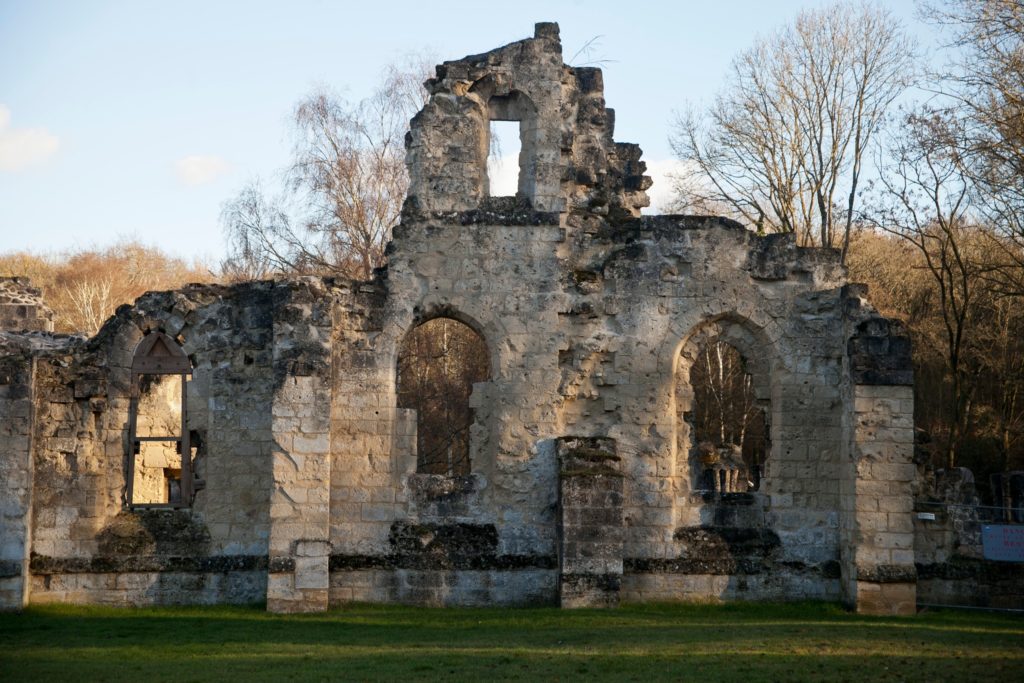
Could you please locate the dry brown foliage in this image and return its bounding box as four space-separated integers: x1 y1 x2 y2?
848 227 1024 481
0 240 213 336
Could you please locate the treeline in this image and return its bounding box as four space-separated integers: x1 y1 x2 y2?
671 0 1024 484
848 229 1024 485
0 241 211 335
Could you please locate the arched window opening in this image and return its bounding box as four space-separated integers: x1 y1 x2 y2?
396 318 490 476
688 340 768 493
126 331 196 508
487 120 522 197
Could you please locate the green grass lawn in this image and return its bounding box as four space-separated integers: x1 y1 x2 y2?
1 601 1021 682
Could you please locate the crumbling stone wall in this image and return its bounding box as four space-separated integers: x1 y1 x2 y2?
913 468 1024 608
0 277 54 332
14 281 337 606
0 337 37 608
0 23 936 615
406 22 648 218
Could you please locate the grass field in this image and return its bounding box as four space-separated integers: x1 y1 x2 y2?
1 601 1022 682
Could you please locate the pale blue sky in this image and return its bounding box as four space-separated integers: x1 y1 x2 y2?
0 0 929 263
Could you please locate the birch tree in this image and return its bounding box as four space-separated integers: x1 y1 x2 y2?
221 58 431 280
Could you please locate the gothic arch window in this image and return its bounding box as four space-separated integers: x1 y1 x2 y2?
126 330 194 508
396 317 490 476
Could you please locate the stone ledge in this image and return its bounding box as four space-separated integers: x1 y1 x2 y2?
855 563 917 583
329 553 557 571
29 553 267 574
268 556 296 573
400 205 561 227
917 557 1024 581
625 557 841 578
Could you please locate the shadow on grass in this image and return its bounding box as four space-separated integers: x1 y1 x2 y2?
1 602 1021 682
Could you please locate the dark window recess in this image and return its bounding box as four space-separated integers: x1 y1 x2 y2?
397 318 490 476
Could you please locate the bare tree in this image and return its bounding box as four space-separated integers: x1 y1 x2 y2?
396 318 489 476
221 57 432 280
219 181 297 280
921 0 1024 293
869 107 985 467
670 1 915 257
847 225 1024 477
690 340 767 471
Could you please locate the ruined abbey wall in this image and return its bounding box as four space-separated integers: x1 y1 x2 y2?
2 23 1018 614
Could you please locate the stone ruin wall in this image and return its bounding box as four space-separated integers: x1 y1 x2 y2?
0 277 54 333
912 468 1024 608
1 23 1020 614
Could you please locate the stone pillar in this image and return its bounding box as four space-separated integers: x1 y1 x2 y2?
0 352 34 610
842 316 917 615
266 282 333 613
557 436 623 608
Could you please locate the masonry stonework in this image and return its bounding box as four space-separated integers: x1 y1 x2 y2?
2 23 1015 614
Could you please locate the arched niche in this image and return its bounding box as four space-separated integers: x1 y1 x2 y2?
396 316 491 476
674 317 773 495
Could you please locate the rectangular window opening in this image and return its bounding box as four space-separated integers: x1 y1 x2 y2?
487 120 521 197
128 372 191 508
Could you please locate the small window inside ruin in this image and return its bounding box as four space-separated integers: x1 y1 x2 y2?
689 340 768 493
482 91 537 202
396 317 490 476
486 120 522 197
126 331 194 508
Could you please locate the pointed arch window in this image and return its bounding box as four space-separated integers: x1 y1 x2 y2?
126 331 195 508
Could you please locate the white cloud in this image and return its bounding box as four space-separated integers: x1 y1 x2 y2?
175 155 230 186
0 104 60 172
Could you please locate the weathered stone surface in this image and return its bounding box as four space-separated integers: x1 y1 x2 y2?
557 437 622 607
0 278 54 333
912 467 1024 609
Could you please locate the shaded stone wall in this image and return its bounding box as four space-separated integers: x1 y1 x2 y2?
0 341 35 608
266 279 335 613
557 437 623 608
840 301 917 614
914 468 1024 609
